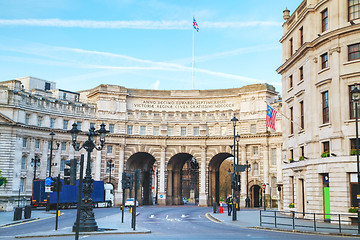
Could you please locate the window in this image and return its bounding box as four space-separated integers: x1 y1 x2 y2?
290 107 294 134
167 127 173 136
61 142 66 151
193 127 199 136
221 126 227 136
321 9 328 32
45 82 51 91
21 155 26 170
253 146 259 155
63 120 68 130
37 116 42 127
271 148 277 165
322 91 329 123
322 141 330 156
60 159 65 171
90 122 95 129
290 149 294 160
349 43 360 61
35 139 40 149
77 121 82 130
300 146 305 158
351 138 358 153
127 125 133 135
299 27 304 46
349 0 360 21
153 126 159 136
107 145 113 154
109 124 114 134
250 124 256 134
289 75 293 89
50 118 55 128
22 137 27 148
350 85 360 119
300 101 304 130
289 38 293 56
181 127 186 136
25 114 30 125
321 53 328 69
140 126 146 135
299 66 304 81
253 163 259 175
20 178 25 193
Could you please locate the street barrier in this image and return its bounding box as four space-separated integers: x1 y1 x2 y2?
24 205 31 219
13 207 22 221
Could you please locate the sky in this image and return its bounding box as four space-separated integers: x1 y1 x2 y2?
0 0 301 93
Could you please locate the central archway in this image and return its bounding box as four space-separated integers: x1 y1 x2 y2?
167 153 199 205
126 152 156 206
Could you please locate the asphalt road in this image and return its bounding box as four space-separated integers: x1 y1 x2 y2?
0 206 355 240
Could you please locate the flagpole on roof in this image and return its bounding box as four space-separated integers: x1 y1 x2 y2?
192 17 195 90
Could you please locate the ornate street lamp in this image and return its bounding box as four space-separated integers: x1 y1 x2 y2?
230 116 238 221
235 133 240 212
245 160 251 208
107 160 115 184
31 156 41 180
69 122 108 232
46 132 59 211
351 86 360 234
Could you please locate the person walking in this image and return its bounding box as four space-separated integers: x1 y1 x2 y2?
226 195 233 216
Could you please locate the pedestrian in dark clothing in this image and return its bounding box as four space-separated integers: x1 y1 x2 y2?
226 195 233 216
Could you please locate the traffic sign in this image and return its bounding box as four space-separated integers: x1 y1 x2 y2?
262 184 266 191
45 177 53 186
45 186 52 193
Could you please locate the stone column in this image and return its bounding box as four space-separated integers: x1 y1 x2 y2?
199 146 208 207
263 144 269 194
94 150 101 181
26 138 36 194
240 145 247 196
158 146 166 205
39 139 48 180
116 145 125 206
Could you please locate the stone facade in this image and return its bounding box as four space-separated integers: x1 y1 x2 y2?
277 0 360 219
0 76 282 210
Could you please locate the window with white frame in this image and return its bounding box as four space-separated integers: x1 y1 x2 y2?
60 159 65 171
35 139 40 149
127 125 133 135
25 114 30 125
50 118 55 128
253 162 259 175
21 155 26 170
20 178 25 193
168 127 173 136
90 122 95 129
221 126 227 136
181 127 186 136
109 124 114 133
61 142 67 151
37 116 42 127
76 121 82 130
193 127 199 136
23 137 27 148
107 145 113 154
253 146 259 155
153 126 159 136
250 124 256 134
271 148 277 165
140 126 146 135
63 120 68 130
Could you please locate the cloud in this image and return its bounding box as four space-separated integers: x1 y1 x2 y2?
150 80 161 90
0 19 282 30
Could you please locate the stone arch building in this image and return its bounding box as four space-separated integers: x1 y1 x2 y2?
0 76 282 209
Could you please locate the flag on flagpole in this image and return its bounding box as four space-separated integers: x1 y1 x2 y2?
266 104 277 130
193 17 199 32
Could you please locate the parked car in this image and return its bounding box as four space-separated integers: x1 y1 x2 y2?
125 198 139 207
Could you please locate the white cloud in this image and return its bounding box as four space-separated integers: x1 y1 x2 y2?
150 80 161 90
0 19 281 29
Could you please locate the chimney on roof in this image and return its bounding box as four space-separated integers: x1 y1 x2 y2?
283 8 290 21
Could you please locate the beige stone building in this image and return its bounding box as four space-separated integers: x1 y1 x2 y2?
0 76 282 210
277 0 360 219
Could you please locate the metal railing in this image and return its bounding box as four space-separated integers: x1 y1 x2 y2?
260 210 358 234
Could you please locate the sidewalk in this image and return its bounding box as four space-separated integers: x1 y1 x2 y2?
0 209 150 238
209 208 360 238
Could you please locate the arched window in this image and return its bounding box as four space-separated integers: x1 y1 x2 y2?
253 162 259 175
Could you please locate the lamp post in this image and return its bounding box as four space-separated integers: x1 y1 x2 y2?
69 122 108 232
46 132 59 212
107 160 115 184
235 133 240 212
351 87 360 234
31 156 41 180
245 160 251 207
230 116 238 221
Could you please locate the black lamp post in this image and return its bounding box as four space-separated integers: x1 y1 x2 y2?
245 160 251 207
69 122 108 232
107 160 115 184
351 86 360 234
230 116 238 221
46 132 59 211
235 133 240 211
31 156 41 180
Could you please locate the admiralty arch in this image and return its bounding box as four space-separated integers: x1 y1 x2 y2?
0 77 282 209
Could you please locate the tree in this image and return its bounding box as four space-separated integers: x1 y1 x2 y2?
0 169 8 187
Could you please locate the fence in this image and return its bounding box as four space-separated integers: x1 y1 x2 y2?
260 210 358 234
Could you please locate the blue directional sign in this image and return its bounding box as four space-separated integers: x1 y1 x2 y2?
45 177 53 186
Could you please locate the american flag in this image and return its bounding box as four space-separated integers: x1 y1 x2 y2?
193 17 199 32
266 104 277 131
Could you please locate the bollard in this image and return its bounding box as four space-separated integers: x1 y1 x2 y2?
24 205 32 219
13 207 22 221
213 202 217 213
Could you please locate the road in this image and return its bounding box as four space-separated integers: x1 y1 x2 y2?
0 206 353 240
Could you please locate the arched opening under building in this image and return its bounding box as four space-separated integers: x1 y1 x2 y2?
250 184 262 208
167 153 199 205
126 152 156 206
208 153 233 206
